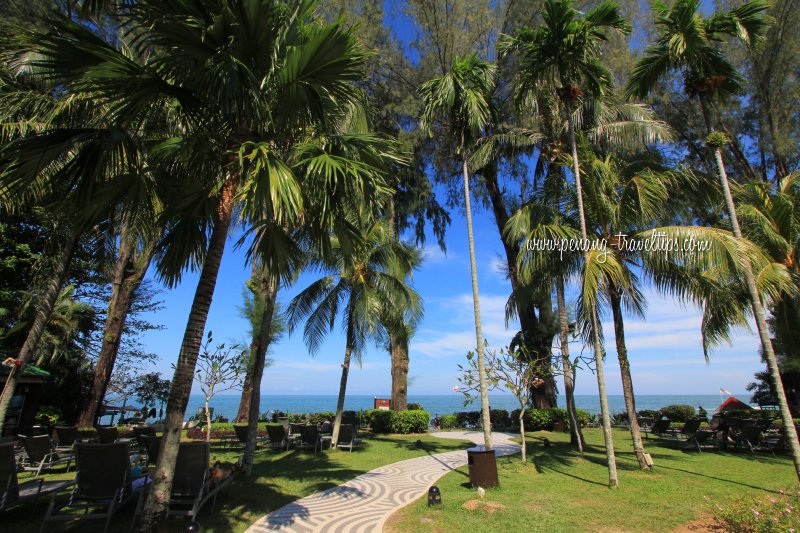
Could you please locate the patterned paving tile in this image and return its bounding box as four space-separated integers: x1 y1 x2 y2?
245 431 520 533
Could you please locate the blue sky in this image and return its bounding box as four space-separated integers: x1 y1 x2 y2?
132 0 761 399
136 188 762 398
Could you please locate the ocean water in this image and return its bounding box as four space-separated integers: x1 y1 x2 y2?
181 393 747 421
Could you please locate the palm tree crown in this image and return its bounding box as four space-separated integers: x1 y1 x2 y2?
626 0 771 102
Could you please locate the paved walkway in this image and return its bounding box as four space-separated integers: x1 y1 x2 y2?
245 431 520 533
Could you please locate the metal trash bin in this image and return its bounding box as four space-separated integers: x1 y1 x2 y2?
467 447 499 488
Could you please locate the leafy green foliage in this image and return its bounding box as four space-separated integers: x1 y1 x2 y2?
371 409 430 434
659 404 696 422
439 414 459 429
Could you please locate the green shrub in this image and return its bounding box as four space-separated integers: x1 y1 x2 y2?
308 412 335 425
371 410 430 434
490 409 511 428
391 410 430 434
713 485 800 532
186 422 270 440
360 409 383 427
456 411 481 427
408 403 423 410
371 410 393 433
659 404 696 422
439 414 459 429
637 409 659 419
34 406 63 430
288 413 307 423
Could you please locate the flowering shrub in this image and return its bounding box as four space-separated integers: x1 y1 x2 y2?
713 486 800 532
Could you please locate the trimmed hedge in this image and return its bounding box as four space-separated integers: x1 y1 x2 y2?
456 411 481 427
490 409 512 428
371 410 430 434
510 408 590 431
439 414 459 429
659 404 696 422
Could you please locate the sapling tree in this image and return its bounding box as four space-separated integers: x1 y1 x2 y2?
458 343 539 464
191 332 247 441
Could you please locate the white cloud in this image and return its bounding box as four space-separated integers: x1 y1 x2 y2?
421 245 456 264
411 292 519 359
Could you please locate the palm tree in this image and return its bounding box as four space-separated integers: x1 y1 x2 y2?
419 54 496 450
0 32 159 433
500 0 633 486
626 0 800 481
3 2 398 527
286 222 422 447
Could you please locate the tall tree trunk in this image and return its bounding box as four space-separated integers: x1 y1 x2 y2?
519 405 527 464
390 336 409 411
0 231 78 434
331 300 356 449
700 96 800 482
243 271 279 475
608 284 648 469
463 156 492 450
386 194 410 412
556 278 584 451
78 236 154 428
568 110 618 487
483 161 556 408
205 397 212 442
236 372 254 422
139 181 235 530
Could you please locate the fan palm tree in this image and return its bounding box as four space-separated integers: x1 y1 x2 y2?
626 0 800 481
419 54 496 450
286 222 422 447
500 0 633 486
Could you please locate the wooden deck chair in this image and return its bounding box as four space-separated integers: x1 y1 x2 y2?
40 442 143 533
18 435 72 478
1 443 71 513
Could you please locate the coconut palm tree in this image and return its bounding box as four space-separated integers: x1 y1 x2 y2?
419 54 497 450
500 0 633 486
0 37 159 433
2 2 399 527
626 0 800 481
286 222 422 447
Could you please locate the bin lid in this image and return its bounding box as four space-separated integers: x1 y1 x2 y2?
467 445 493 453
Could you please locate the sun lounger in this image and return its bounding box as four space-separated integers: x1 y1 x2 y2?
335 424 362 453
53 426 81 451
40 442 145 533
642 417 671 438
296 426 321 453
131 442 238 528
18 435 73 478
266 425 288 451
0 442 71 513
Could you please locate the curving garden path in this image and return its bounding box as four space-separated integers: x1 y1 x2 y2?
245 430 520 533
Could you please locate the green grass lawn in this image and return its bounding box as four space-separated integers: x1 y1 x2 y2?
388 428 800 532
2 431 471 533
